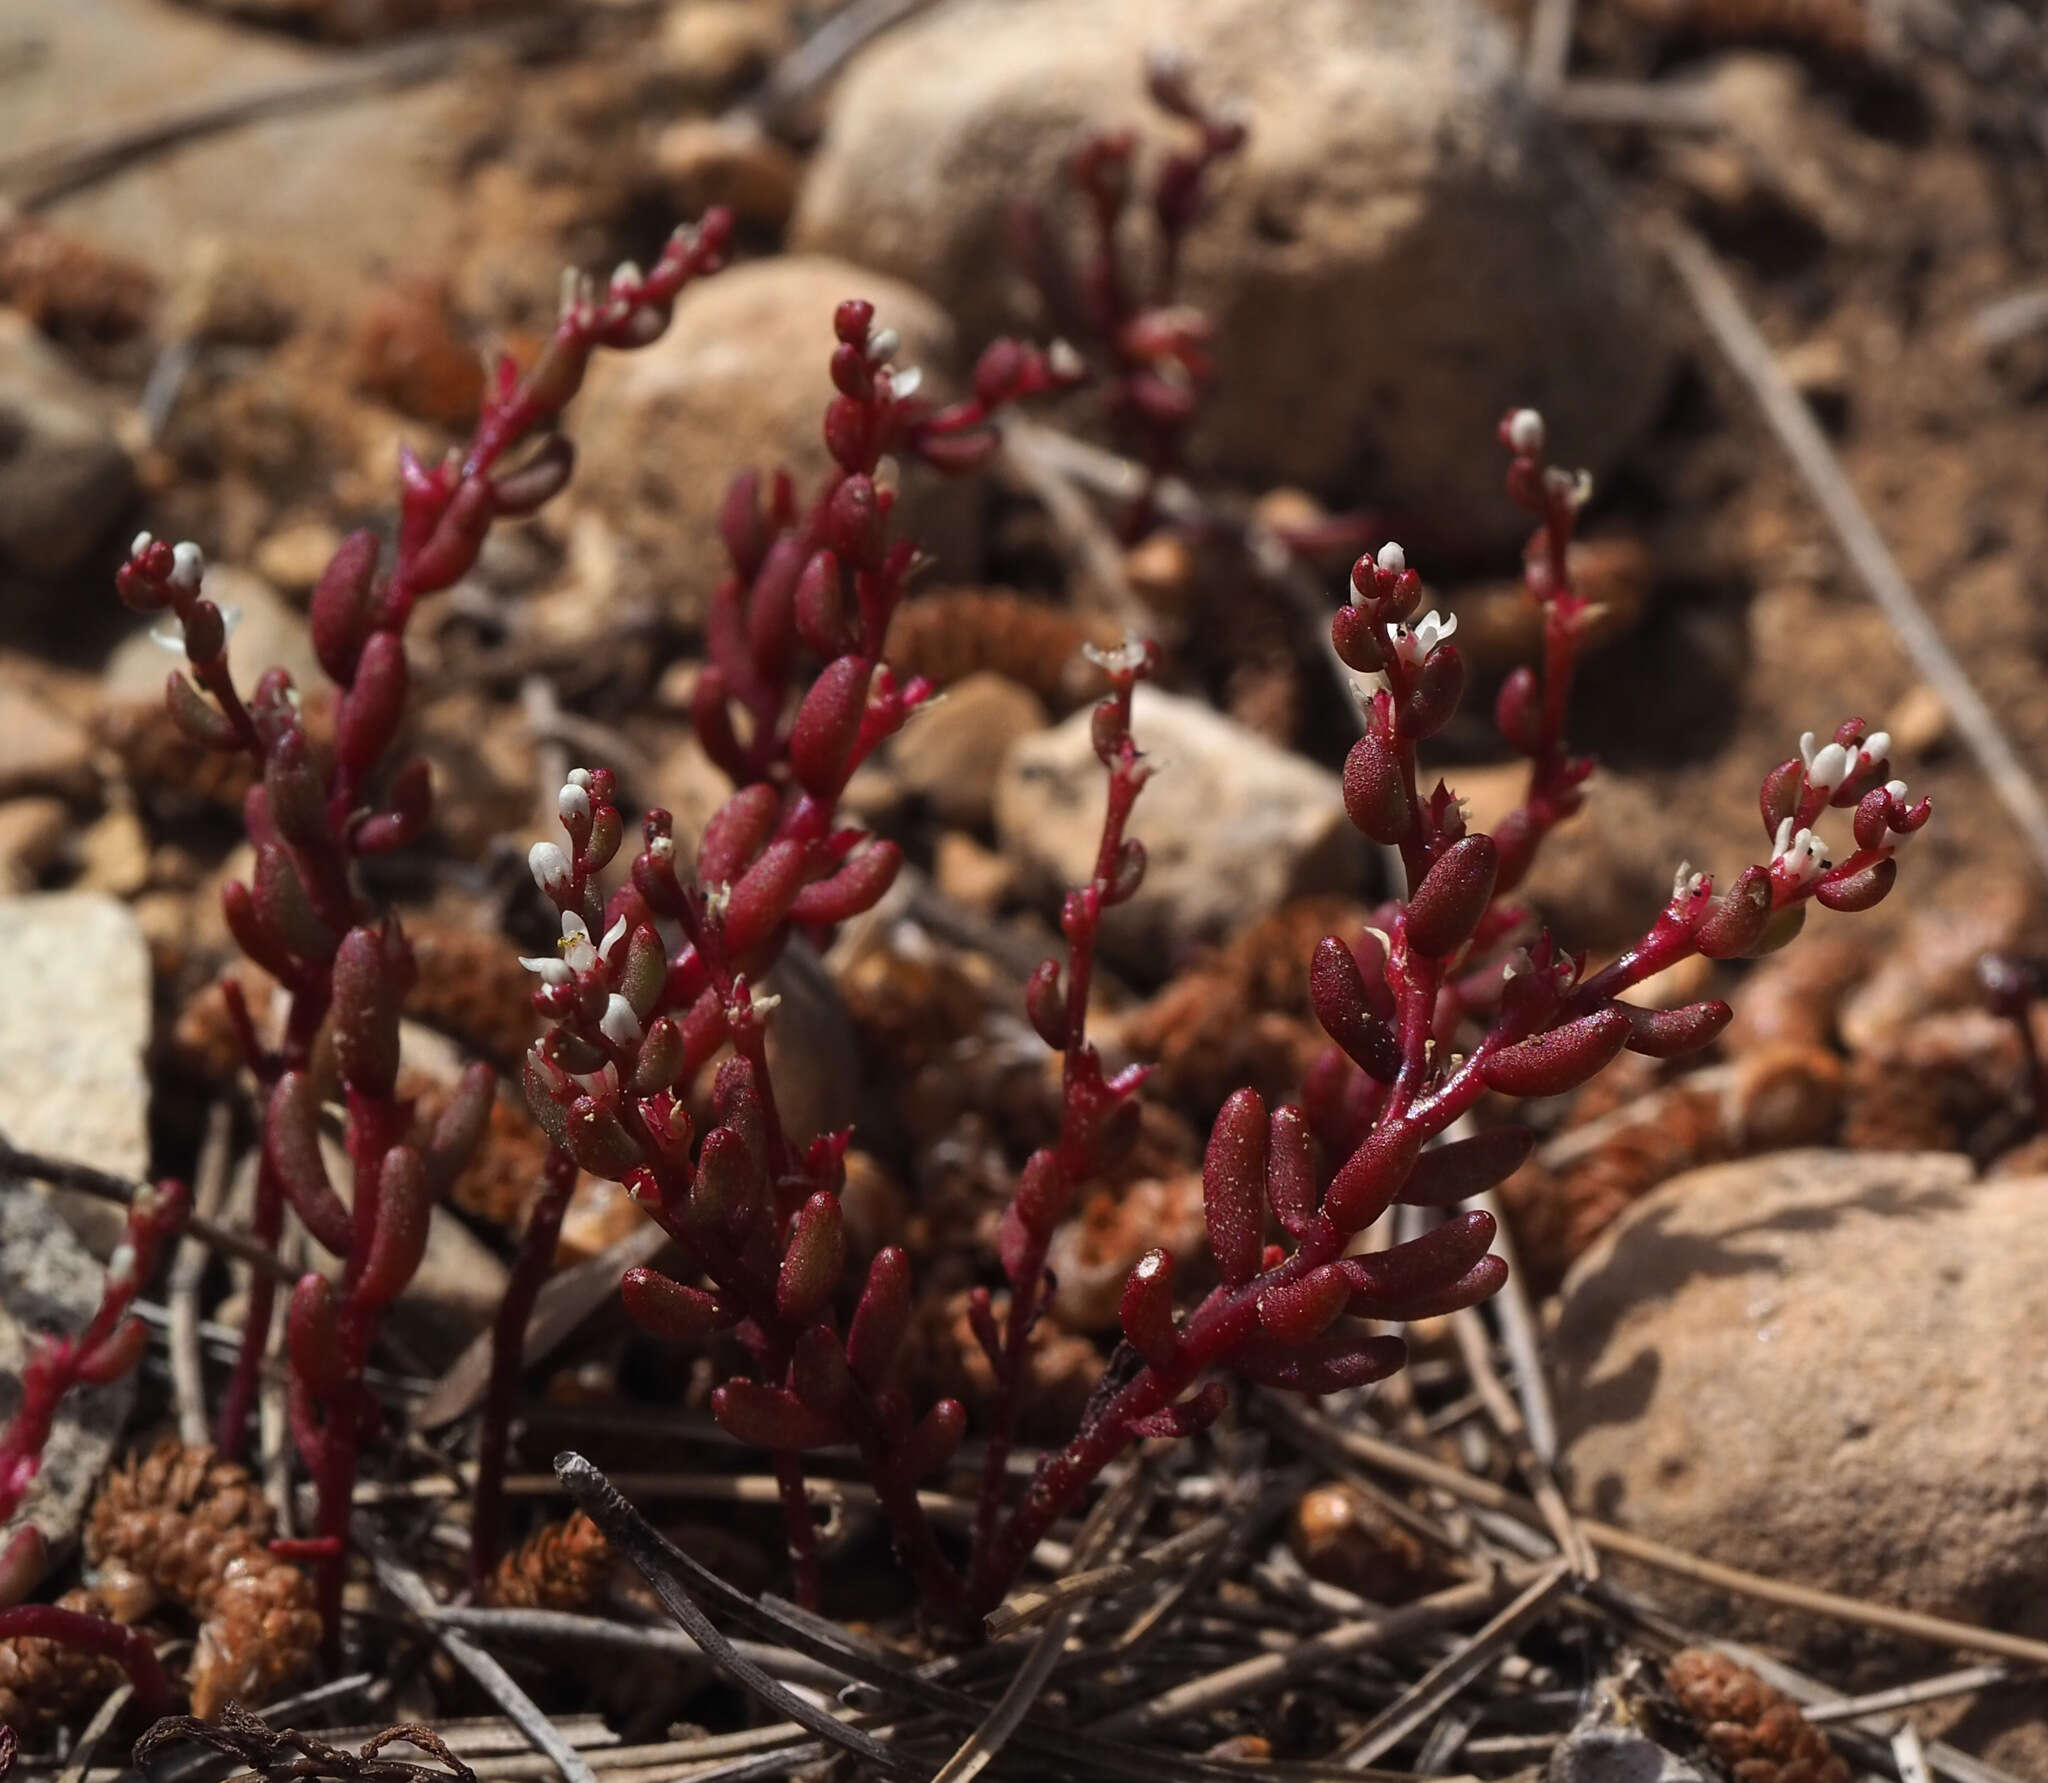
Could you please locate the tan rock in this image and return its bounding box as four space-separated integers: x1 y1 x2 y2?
567 256 980 625
0 797 69 892
793 0 1673 541
1554 1150 2048 1667
889 672 1047 828
933 830 1015 912
654 117 803 229
0 308 133 577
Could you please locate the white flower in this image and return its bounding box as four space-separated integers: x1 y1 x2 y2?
647 833 675 863
866 325 900 364
1771 817 1831 887
1376 540 1406 575
1391 609 1457 670
598 914 629 964
703 881 733 922
1507 408 1545 456
1671 861 1707 900
107 1242 138 1289
560 912 597 972
1806 741 1851 792
131 531 155 559
169 541 205 591
600 993 642 1048
888 364 923 401
517 952 574 987
1082 636 1152 678
528 841 573 897
566 767 593 791
557 780 592 825
1048 338 1084 380
610 261 642 297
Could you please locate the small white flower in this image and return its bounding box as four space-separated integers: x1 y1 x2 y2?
866 325 900 364
648 833 675 863
703 881 733 922
558 781 592 825
1862 730 1891 765
600 993 642 1048
517 953 574 987
559 265 581 318
560 911 597 972
1671 861 1706 900
750 989 783 1019
169 541 205 592
131 531 155 559
889 364 923 401
1798 730 1819 771
107 1242 138 1289
1507 408 1545 456
566 767 593 791
1376 540 1407 575
1771 818 1831 886
528 841 573 897
1885 778 1908 801
1082 635 1152 677
571 1065 617 1095
1048 338 1085 380
610 261 643 296
1806 742 1851 792
1391 609 1457 670
598 914 629 963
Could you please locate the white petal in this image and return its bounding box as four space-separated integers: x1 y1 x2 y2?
528 841 572 894
601 993 642 1047
598 914 629 963
1376 540 1406 575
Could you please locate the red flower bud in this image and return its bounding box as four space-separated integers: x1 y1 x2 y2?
711 1380 840 1451
1696 865 1773 959
1310 937 1400 1081
1256 1263 1351 1345
1203 1089 1268 1289
1482 1006 1633 1098
621 1267 725 1342
1815 857 1895 913
789 657 873 800
359 1145 432 1309
335 631 408 777
848 1246 912 1388
1119 1250 1180 1367
1625 999 1732 1059
1323 1117 1424 1233
1397 1126 1536 1207
332 925 404 1098
1342 730 1411 845
777 1191 846 1325
1266 1104 1317 1238
1405 835 1498 960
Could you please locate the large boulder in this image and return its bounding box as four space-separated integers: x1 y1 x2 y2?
566 255 983 624
0 310 133 576
1553 1149 2048 1666
792 0 1673 546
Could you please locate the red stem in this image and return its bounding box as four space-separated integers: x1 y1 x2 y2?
0 1606 171 1715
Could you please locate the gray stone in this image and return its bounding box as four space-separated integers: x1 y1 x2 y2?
888 672 1048 828
792 0 1673 544
1553 1149 2048 1664
994 683 1365 971
0 309 134 575
0 1187 136 1568
0 894 152 1186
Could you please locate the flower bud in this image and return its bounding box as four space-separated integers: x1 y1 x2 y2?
777 1191 846 1325
848 1246 913 1388
1342 730 1411 845
1695 865 1773 960
1482 1006 1633 1098
1405 835 1498 960
1256 1263 1351 1345
1397 1126 1536 1207
332 925 404 1097
1119 1250 1180 1368
359 1145 432 1309
788 657 873 800
621 1266 725 1342
711 1380 840 1451
1624 999 1732 1059
1203 1089 1268 1289
1310 937 1400 1081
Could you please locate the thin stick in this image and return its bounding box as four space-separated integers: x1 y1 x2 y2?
985 1511 1232 1636
54 1681 133 1783
737 0 942 137
1466 1188 1558 1461
1895 1723 1935 1783
168 1104 234 1447
1803 1664 2011 1725
1654 218 2048 879
999 416 1157 636
1551 78 1723 131
1525 0 1577 93
357 1522 599 1783
1086 1573 1525 1736
425 1606 855 1691
1332 1564 1571 1767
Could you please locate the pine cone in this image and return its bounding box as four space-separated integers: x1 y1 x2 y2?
1666 1648 1849 1783
86 1440 318 1719
92 697 259 819
1840 1010 2026 1158
485 1513 611 1612
0 1588 125 1741
884 589 1120 709
0 219 157 342
405 919 541 1072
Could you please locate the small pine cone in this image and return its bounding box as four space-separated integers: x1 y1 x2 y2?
86 1441 317 1718
486 1513 611 1612
1840 1010 2026 1159
1666 1648 1849 1783
884 589 1121 709
405 919 541 1072
0 1588 125 1741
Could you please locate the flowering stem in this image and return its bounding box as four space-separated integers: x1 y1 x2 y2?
0 1605 171 1715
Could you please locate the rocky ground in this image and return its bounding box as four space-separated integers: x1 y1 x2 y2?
3 0 2048 1777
